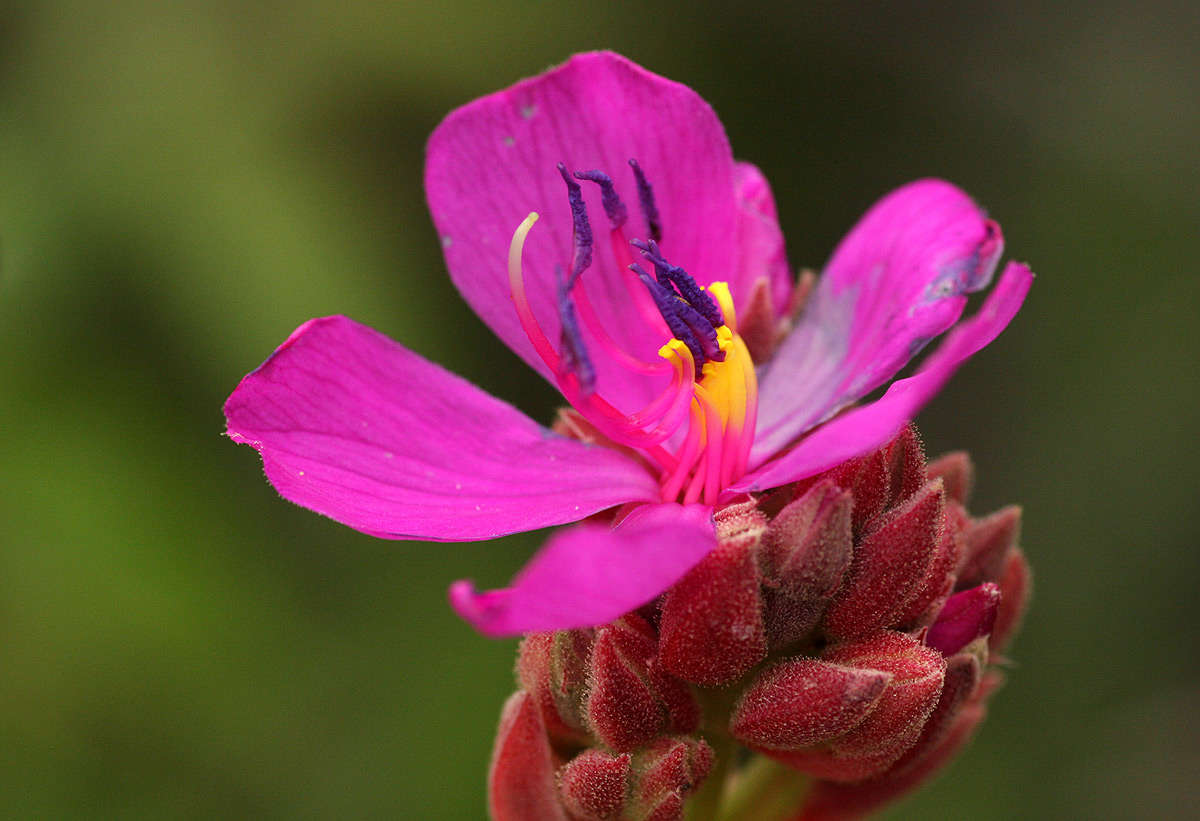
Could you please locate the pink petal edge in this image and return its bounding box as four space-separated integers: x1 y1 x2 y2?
449 503 717 636
752 179 1005 463
731 261 1033 493
224 315 658 541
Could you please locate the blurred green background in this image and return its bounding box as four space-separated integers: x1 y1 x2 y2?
1 1 1196 818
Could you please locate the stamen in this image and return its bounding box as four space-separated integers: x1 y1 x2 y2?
632 265 707 366
571 272 670 375
632 239 724 329
628 158 662 242
632 265 725 366
660 399 705 502
733 334 758 480
556 265 596 394
573 170 628 230
610 227 669 333
557 163 593 276
507 212 561 375
693 384 725 504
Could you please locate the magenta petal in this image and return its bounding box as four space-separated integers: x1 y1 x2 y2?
927 583 1001 656
224 315 658 541
425 52 740 407
731 262 1032 493
752 180 1004 463
733 162 792 316
449 504 716 636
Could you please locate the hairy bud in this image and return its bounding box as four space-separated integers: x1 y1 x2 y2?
488 426 1029 820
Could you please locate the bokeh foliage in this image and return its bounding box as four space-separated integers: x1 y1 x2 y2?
0 1 1196 817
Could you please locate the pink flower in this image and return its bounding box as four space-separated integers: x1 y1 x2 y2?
224 52 1032 637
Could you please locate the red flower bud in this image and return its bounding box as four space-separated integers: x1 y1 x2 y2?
634 736 715 817
884 424 927 507
894 500 968 629
927 583 1000 656
557 749 631 820
774 632 945 782
824 481 945 641
759 479 854 647
730 658 891 750
658 522 767 686
797 655 989 820
926 450 974 506
586 615 667 751
647 661 702 735
642 791 684 821
517 630 594 745
958 504 1021 588
488 692 567 821
828 448 891 536
990 547 1032 653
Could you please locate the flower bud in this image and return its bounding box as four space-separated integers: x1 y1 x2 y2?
773 631 946 781
730 658 891 750
488 692 567 821
883 424 928 507
658 510 767 686
517 630 593 745
828 448 892 536
894 500 968 629
824 481 945 641
586 615 667 751
759 479 854 647
926 583 1001 656
926 450 974 505
957 504 1021 588
633 736 714 820
557 749 631 820
990 547 1032 653
797 652 987 820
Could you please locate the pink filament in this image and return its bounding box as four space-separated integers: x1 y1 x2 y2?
572 270 668 376
609 228 669 333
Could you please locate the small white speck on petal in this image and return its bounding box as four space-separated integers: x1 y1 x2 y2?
298 470 305 476
455 482 462 490
503 135 514 147
441 235 453 248
520 104 537 119
384 452 393 459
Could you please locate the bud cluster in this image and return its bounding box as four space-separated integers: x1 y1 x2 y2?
488 426 1029 820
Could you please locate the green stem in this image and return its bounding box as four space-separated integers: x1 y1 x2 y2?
717 755 811 821
684 731 734 821
684 686 742 821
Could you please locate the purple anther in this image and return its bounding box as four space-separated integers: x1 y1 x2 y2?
676 299 726 364
628 158 662 242
573 169 628 230
556 265 596 394
632 239 724 329
632 264 707 368
557 162 593 277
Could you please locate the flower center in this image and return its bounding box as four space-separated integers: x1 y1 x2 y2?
507 161 758 506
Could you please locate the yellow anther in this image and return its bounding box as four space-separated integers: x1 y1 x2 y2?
708 281 737 332
658 338 691 361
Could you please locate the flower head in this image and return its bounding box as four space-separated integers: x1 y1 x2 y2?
224 52 1031 638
